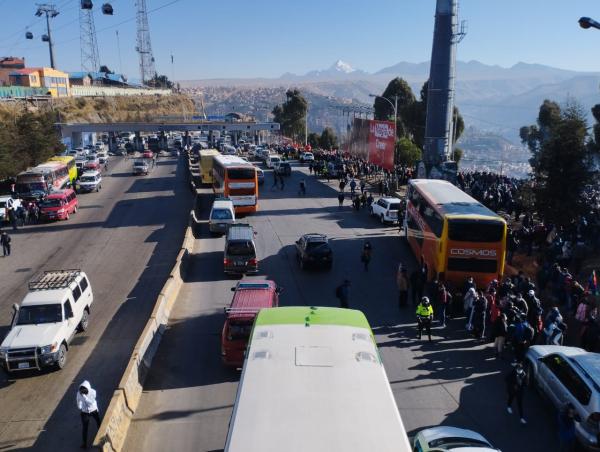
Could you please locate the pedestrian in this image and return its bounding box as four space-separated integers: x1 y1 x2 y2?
557 403 577 452
492 313 508 358
416 296 434 341
271 171 278 190
472 291 487 340
336 279 351 309
339 180 346 192
77 380 102 449
396 265 409 308
360 179 366 194
299 178 306 196
349 178 357 195
279 173 285 191
337 191 345 209
378 180 384 197
437 282 449 327
361 241 372 271
1 231 10 257
505 363 527 425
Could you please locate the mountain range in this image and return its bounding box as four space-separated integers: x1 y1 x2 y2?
179 59 600 142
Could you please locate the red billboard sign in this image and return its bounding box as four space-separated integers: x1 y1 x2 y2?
367 120 395 170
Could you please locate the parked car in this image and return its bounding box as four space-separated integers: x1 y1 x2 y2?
295 233 333 270
221 280 281 367
370 197 402 224
274 161 292 176
133 160 149 175
0 270 93 373
526 345 600 450
413 426 499 451
299 152 314 163
39 188 78 221
77 170 102 193
224 224 258 275
209 198 236 235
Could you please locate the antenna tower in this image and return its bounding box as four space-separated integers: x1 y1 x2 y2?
79 1 100 72
135 0 156 84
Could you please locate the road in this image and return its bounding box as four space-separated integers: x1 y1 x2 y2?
124 163 557 452
0 154 193 451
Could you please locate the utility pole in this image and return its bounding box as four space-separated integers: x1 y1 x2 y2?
35 4 59 69
135 0 156 84
79 1 100 72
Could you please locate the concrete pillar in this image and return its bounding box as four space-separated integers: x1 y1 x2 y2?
71 132 83 149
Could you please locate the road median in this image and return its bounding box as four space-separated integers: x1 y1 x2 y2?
93 214 195 452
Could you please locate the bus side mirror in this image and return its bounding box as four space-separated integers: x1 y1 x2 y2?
12 303 19 314
230 287 236 292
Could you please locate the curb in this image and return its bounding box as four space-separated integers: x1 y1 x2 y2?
92 213 196 452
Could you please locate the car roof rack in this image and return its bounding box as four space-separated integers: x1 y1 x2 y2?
29 269 82 291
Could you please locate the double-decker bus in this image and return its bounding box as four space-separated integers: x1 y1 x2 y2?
199 149 221 185
404 179 507 288
49 155 77 184
213 155 258 214
224 306 411 452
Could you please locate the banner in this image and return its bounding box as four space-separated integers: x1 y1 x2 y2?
347 118 395 170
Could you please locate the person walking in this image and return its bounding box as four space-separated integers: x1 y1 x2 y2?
271 171 278 190
336 279 351 309
1 232 10 257
77 380 102 449
361 241 372 271
359 179 366 194
437 282 449 327
557 403 577 452
337 191 345 209
416 296 434 341
396 265 409 309
505 363 527 425
492 313 508 358
299 178 306 196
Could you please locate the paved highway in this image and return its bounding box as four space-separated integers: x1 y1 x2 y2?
0 154 193 451
124 164 557 452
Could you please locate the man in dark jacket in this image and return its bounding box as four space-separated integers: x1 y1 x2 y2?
336 280 351 309
1 232 10 257
506 363 527 425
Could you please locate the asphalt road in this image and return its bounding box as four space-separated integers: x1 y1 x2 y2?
124 163 559 452
0 154 193 451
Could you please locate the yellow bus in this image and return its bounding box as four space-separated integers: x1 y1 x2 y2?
49 156 77 185
404 179 507 288
199 149 221 185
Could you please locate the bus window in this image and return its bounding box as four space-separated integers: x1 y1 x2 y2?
228 168 256 180
422 205 443 237
448 220 504 242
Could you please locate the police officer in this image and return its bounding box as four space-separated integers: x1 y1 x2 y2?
416 296 434 341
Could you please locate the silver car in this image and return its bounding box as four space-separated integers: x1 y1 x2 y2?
526 345 600 450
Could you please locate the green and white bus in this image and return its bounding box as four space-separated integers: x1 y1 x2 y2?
224 306 411 452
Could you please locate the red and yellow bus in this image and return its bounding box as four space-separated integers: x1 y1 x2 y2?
404 179 507 288
213 155 258 214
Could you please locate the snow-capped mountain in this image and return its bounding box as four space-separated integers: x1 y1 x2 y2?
280 60 368 81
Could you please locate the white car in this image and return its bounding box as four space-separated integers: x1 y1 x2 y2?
77 170 102 193
266 154 281 169
0 270 93 373
97 151 109 164
370 197 402 224
413 426 499 451
0 196 22 223
300 152 314 163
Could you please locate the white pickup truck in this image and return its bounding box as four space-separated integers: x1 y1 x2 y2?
0 270 93 373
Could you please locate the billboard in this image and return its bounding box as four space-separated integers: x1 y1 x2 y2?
347 118 395 170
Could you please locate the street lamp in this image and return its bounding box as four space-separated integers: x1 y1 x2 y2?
579 16 600 30
369 94 398 132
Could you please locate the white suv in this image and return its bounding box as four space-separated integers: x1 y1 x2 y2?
370 197 402 224
0 270 93 373
77 170 102 193
300 152 314 163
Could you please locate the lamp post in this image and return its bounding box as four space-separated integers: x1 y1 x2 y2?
369 94 398 133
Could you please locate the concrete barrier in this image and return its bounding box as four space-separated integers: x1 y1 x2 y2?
93 214 195 452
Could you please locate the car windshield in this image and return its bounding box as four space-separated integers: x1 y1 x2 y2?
80 176 96 182
306 241 328 250
227 241 254 256
388 202 401 211
16 304 62 325
227 321 253 341
87 155 96 161
40 199 63 208
134 162 146 167
212 209 233 220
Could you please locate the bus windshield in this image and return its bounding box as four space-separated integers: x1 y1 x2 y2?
228 168 255 180
448 219 504 242
17 182 46 193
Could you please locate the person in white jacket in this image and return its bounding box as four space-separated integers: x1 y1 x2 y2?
76 380 101 449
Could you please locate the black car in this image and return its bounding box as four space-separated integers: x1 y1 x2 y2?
276 162 292 176
295 233 333 270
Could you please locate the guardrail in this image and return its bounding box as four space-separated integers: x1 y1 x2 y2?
93 213 196 452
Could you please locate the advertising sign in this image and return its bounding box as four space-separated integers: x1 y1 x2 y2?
367 120 395 170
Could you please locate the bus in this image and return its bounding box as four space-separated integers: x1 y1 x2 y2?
213 155 258 214
404 179 507 288
15 161 70 200
224 306 412 452
199 149 220 185
49 155 77 184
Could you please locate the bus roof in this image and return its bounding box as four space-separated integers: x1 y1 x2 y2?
199 149 220 157
410 179 501 219
225 306 411 452
214 155 253 168
49 156 75 163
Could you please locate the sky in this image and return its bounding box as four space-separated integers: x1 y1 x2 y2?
0 0 599 80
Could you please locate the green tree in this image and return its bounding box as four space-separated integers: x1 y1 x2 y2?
307 132 320 149
146 74 173 89
520 99 561 168
373 77 415 139
452 147 463 164
528 100 591 226
319 127 338 150
271 89 308 143
396 137 422 166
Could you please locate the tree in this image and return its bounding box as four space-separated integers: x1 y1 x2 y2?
319 127 338 150
527 100 591 226
146 74 173 89
307 132 320 149
271 89 307 143
396 137 422 166
452 147 463 164
520 99 561 168
373 77 416 138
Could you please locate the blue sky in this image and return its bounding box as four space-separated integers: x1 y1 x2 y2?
0 0 599 80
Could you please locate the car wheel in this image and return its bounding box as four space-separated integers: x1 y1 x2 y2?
78 309 89 332
380 214 385 224
56 344 67 370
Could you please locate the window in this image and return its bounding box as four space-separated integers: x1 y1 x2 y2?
72 285 82 302
406 213 423 248
544 355 591 405
228 168 256 180
448 219 504 243
79 277 89 292
422 205 444 237
64 300 74 319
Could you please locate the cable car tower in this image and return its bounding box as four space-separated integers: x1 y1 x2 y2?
79 0 100 72
135 0 156 84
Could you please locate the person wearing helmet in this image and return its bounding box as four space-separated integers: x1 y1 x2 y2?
416 296 434 341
